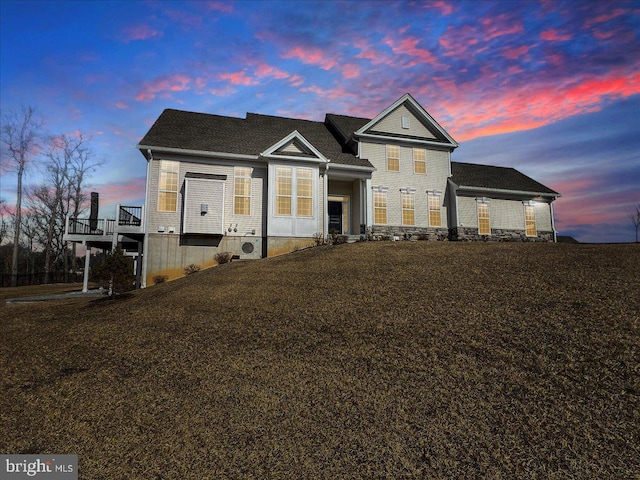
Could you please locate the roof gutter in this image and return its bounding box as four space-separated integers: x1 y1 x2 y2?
453 184 561 199
137 144 259 162
353 133 457 150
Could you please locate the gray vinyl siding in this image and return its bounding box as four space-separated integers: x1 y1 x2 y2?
534 202 552 231
457 196 553 232
183 178 225 234
369 104 436 139
362 141 449 228
147 158 265 237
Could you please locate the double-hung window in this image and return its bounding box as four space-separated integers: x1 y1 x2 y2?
275 167 292 215
387 145 400 172
413 148 426 175
158 160 179 212
402 192 415 226
297 168 313 217
234 167 252 215
524 203 536 236
477 201 490 235
373 191 387 224
428 193 441 227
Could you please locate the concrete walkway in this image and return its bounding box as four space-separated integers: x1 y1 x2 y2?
5 288 108 304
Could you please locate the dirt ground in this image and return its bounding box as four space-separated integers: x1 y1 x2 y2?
1 242 638 478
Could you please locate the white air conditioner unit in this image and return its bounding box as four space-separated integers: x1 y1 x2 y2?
239 238 262 259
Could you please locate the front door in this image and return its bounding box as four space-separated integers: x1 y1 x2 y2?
328 201 343 233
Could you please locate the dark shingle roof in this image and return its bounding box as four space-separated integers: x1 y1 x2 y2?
325 113 370 143
450 162 559 196
139 109 373 168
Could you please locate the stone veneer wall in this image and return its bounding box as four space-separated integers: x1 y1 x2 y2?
450 227 554 242
370 226 450 241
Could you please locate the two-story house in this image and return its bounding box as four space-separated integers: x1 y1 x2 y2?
70 93 559 287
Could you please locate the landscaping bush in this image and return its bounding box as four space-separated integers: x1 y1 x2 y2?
214 252 232 265
153 275 169 285
183 264 201 275
91 247 135 297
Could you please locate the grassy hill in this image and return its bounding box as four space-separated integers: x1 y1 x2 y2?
1 242 639 478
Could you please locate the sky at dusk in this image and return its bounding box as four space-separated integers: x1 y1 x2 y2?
1 0 638 243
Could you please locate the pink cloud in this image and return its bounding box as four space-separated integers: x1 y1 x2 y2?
208 1 233 13
122 24 163 43
342 64 360 79
439 25 484 57
135 74 191 102
480 13 524 41
115 101 130 110
282 46 337 71
255 64 290 80
502 45 530 60
354 40 395 65
584 8 628 28
384 35 440 67
424 0 457 15
219 70 258 86
447 69 640 141
300 85 356 101
91 177 147 208
540 29 573 41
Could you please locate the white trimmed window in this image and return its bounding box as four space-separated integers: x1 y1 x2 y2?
413 148 426 175
373 191 387 225
387 145 400 172
428 193 441 227
233 167 252 215
297 168 313 217
524 203 536 236
477 201 490 235
402 193 415 226
275 166 292 215
158 160 179 212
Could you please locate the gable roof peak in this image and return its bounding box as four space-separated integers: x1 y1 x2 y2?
354 93 459 148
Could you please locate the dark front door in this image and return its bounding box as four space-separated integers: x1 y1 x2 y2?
328 201 342 233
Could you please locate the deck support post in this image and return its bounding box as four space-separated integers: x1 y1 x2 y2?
82 242 91 293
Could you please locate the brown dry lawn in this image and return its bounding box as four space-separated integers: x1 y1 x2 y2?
1 242 639 478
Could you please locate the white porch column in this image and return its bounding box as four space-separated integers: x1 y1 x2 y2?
365 178 373 229
82 242 90 293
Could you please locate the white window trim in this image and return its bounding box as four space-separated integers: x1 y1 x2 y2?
523 201 537 237
476 199 491 235
428 191 442 227
233 167 252 216
296 167 314 217
275 166 293 217
413 147 427 175
401 191 415 226
373 190 388 225
386 145 400 172
158 160 179 212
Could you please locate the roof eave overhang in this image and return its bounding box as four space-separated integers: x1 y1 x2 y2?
137 144 259 162
327 163 376 172
354 132 457 150
452 183 561 199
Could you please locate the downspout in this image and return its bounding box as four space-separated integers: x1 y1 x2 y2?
550 197 557 243
141 149 153 288
323 163 329 238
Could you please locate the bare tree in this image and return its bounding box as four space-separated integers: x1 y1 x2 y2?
0 199 9 245
1 106 43 286
26 133 99 282
630 202 640 243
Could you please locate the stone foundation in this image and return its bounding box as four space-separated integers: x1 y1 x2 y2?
450 227 554 242
369 226 450 241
